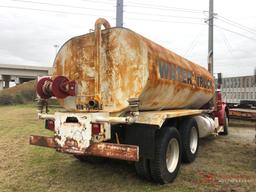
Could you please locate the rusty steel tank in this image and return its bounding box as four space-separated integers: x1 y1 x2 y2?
44 18 214 114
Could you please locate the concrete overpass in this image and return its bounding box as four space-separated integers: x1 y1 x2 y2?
0 64 52 90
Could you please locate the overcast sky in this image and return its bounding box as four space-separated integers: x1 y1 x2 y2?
0 0 256 77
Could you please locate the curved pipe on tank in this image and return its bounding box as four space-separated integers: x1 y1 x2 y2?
94 18 111 98
95 18 111 29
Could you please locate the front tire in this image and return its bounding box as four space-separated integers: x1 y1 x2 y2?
219 112 229 135
150 126 181 184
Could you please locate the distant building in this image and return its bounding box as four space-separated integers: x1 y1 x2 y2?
221 75 256 104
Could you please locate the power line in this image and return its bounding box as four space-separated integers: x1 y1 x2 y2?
125 17 205 25
11 0 114 12
217 15 256 35
124 2 207 14
184 27 205 57
217 28 234 57
214 64 253 68
80 0 116 5
216 56 256 61
215 56 256 62
0 5 115 18
214 25 256 41
216 17 256 35
126 1 207 13
215 29 256 65
216 17 256 36
125 11 205 20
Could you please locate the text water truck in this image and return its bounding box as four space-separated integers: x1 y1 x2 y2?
31 18 228 184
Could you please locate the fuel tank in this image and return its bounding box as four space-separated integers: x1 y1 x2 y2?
52 18 214 113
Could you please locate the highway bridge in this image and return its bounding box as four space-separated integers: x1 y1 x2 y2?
0 64 52 90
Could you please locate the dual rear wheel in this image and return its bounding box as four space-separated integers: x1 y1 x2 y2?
135 118 199 184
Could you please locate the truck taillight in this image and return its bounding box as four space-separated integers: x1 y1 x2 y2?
92 123 101 135
45 119 55 131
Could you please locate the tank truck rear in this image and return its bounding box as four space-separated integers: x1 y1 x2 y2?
30 18 228 184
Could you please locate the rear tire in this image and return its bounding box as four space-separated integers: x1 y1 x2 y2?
179 118 199 163
135 157 152 180
150 126 181 184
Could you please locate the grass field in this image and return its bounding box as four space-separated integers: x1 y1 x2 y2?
0 104 255 192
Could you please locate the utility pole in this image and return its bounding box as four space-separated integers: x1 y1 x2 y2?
116 0 123 27
208 0 214 75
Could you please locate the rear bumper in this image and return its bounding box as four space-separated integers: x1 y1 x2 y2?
29 135 139 162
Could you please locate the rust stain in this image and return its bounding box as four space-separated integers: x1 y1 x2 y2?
30 135 139 161
29 135 57 148
84 143 139 161
229 108 256 120
51 18 214 114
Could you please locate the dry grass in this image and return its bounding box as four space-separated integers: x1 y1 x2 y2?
0 81 36 105
0 105 255 192
0 81 35 96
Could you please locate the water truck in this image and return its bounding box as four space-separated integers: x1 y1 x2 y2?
30 18 228 184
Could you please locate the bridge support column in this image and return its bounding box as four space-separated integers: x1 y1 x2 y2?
2 75 10 89
0 80 3 90
14 77 21 85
